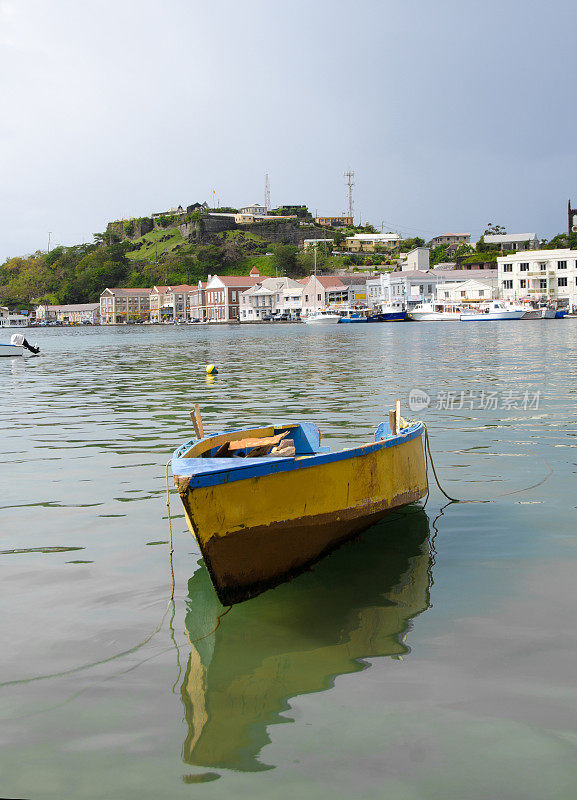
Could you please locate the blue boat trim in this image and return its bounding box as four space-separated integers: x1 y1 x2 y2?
172 421 425 489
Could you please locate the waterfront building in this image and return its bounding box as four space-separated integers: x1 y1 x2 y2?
315 216 353 228
498 249 577 308
188 281 207 321
204 268 263 322
149 285 195 322
99 288 151 324
367 269 498 309
484 233 539 252
430 233 471 249
435 279 496 303
300 276 347 312
239 277 304 321
342 233 400 252
35 303 100 325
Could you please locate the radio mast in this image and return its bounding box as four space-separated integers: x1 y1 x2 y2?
264 173 271 212
344 169 355 220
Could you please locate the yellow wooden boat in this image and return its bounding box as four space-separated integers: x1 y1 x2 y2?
172 418 428 605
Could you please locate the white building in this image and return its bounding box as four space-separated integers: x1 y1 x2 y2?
498 249 577 308
366 271 440 309
239 204 268 217
484 233 539 252
367 269 498 309
240 277 304 321
435 279 496 303
398 247 430 271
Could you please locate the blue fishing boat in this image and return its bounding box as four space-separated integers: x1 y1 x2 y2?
339 309 368 323
172 415 428 605
367 302 407 322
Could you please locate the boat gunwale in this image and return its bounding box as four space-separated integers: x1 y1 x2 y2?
172 422 425 490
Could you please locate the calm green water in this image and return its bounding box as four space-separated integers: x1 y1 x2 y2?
1 321 577 800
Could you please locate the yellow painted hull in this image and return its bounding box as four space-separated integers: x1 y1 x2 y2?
178 433 427 604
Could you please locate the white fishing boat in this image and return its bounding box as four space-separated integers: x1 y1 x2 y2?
302 309 341 324
407 302 467 321
460 301 524 321
0 334 40 358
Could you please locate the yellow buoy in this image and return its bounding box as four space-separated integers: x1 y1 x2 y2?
206 364 218 375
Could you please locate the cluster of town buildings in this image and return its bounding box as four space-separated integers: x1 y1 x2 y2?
29 244 577 324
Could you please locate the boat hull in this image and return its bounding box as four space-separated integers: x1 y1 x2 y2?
407 312 461 321
0 344 24 357
460 310 524 321
175 430 427 605
367 312 406 322
303 315 341 324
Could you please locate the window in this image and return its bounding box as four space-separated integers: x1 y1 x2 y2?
539 279 547 289
519 279 527 289
539 264 546 271
503 264 513 272
558 277 568 287
460 291 466 297
557 261 567 269
519 263 529 271
317 294 321 301
444 291 449 299
479 290 485 296
503 280 513 289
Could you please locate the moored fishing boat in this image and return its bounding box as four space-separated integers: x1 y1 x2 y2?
172 416 428 604
407 302 466 321
460 301 524 321
338 308 368 322
367 302 407 322
302 309 341 324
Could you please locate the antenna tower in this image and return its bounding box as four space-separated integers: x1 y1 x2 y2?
344 169 355 220
264 173 271 212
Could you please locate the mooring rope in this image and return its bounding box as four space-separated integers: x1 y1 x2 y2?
165 457 175 601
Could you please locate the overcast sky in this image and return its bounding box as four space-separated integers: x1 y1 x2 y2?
1 0 575 260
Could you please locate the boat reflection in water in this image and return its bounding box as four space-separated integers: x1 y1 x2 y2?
180 506 433 773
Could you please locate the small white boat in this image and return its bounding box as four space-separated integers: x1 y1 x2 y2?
460 302 524 321
408 302 466 321
302 309 341 324
0 334 40 357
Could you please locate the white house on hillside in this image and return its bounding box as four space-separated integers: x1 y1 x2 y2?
484 233 539 251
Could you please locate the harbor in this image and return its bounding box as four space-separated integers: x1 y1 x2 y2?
1 322 577 799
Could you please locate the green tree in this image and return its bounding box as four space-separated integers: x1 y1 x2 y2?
272 244 298 276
